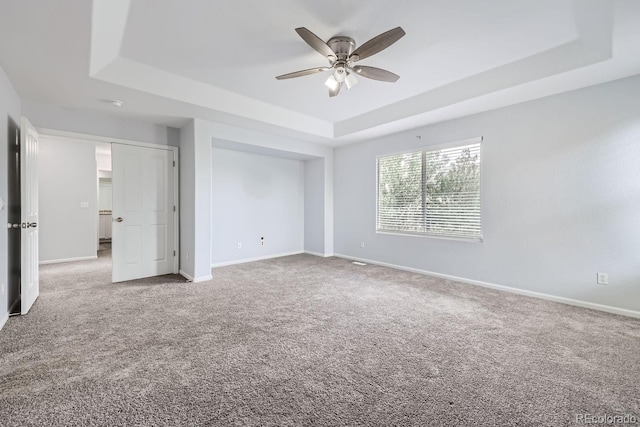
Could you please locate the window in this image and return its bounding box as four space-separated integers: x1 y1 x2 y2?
377 138 482 240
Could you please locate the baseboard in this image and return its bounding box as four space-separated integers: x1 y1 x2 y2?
179 270 212 283
211 251 304 268
0 313 8 332
39 255 97 265
333 253 640 319
304 250 334 258
179 270 193 281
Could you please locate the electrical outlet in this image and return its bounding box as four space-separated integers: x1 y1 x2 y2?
360 241 365 248
80 201 89 208
237 242 242 250
597 272 608 285
260 237 264 247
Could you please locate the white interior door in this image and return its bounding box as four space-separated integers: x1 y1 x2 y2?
111 144 175 282
20 117 39 314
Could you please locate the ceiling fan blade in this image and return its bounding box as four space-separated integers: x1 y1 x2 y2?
351 66 400 82
276 67 330 80
295 27 337 61
350 27 405 62
329 82 341 97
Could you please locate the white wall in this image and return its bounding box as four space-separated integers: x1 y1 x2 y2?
323 154 334 255
177 119 332 280
38 137 98 263
179 119 212 281
304 158 325 255
211 148 304 266
207 122 334 256
0 64 21 328
22 100 179 146
179 120 196 276
334 74 640 315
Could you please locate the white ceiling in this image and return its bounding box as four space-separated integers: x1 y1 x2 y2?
1 0 639 146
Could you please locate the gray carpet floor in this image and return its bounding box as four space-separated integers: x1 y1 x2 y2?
1 249 639 426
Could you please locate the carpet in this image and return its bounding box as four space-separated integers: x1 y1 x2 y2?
1 252 638 426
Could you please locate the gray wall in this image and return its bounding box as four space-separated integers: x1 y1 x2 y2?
211 148 304 265
38 137 98 263
304 158 325 255
334 74 640 314
0 64 21 327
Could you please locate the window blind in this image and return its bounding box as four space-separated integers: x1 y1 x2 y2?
377 140 482 240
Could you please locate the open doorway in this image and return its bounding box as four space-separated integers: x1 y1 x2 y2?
96 143 112 263
37 134 179 283
7 118 20 315
38 136 106 267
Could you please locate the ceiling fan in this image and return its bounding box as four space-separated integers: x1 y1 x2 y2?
276 27 406 97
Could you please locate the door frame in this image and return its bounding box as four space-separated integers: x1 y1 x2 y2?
37 128 180 275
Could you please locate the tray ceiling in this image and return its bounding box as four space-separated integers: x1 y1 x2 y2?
1 0 639 145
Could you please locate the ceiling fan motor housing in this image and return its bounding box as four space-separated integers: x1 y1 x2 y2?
328 37 356 60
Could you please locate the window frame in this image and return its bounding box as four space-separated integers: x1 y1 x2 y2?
375 136 483 242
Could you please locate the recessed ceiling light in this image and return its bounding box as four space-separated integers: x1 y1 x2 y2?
104 99 123 107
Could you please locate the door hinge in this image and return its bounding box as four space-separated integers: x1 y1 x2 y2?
173 206 176 212
173 250 176 256
173 160 176 167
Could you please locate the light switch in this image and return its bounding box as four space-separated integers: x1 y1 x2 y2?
0 197 4 211
80 202 89 208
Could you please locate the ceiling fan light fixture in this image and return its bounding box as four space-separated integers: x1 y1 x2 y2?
344 73 358 89
333 67 346 83
324 75 340 91
277 26 405 97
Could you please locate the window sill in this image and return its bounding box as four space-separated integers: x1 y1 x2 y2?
376 230 483 243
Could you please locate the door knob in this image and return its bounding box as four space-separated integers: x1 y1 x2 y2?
114 217 124 223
